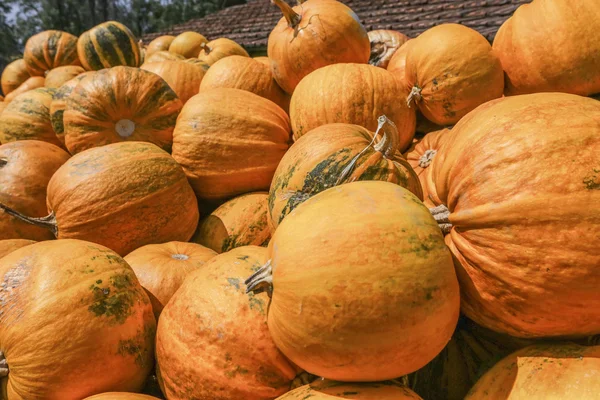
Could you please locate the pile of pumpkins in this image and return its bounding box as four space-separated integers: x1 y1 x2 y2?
0 0 599 399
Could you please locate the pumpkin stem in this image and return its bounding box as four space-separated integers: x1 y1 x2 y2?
407 86 422 108
0 351 8 378
430 204 452 234
0 203 58 237
272 0 302 28
200 42 211 54
418 149 437 168
245 259 273 297
373 115 399 157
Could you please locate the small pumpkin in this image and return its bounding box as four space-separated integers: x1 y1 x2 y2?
23 30 80 76
368 29 409 68
63 66 182 154
144 50 185 63
141 60 206 104
3 76 45 103
1 59 30 96
78 21 142 71
193 192 271 253
168 31 208 58
0 239 36 259
172 88 290 202
197 38 249 66
290 63 416 151
44 65 85 88
268 0 370 94
83 394 161 400
268 117 423 230
145 35 176 58
49 72 94 145
156 246 299 400
278 380 423 400
124 241 217 318
199 55 290 112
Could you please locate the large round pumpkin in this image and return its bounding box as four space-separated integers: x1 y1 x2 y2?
268 0 370 94
197 38 249 66
278 380 422 400
0 87 62 147
405 24 504 126
290 63 416 150
268 119 422 230
0 239 36 259
141 60 206 104
49 72 94 145
44 65 85 88
63 66 182 154
431 93 600 338
3 76 45 104
78 21 142 71
1 59 30 96
246 181 460 381
144 50 185 63
494 0 600 96
0 141 69 241
124 241 217 318
168 31 208 58
84 394 161 400
172 88 290 201
23 30 80 76
0 239 155 399
199 55 290 112
368 29 409 69
145 35 176 58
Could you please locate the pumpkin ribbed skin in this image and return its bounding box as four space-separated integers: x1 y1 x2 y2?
77 21 141 71
368 30 409 69
1 59 30 96
466 343 600 399
268 123 422 230
199 55 290 112
3 76 45 104
46 142 199 256
145 35 176 58
0 240 156 400
172 88 290 202
144 50 185 63
168 32 208 58
268 0 370 94
278 380 423 400
494 0 600 96
0 87 62 147
431 93 600 338
197 38 249 66
0 141 70 241
84 394 160 400
405 24 504 126
44 65 85 88
141 60 206 104
0 239 36 259
193 192 271 253
63 66 182 154
49 72 93 145
290 63 416 151
23 30 80 76
262 181 460 381
124 241 217 318
156 246 298 400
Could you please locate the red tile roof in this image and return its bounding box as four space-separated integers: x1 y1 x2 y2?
142 0 531 48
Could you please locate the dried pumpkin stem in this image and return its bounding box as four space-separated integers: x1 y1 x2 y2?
429 204 452 234
0 351 8 378
272 0 302 28
418 149 437 168
200 42 211 54
0 203 58 237
407 86 422 108
245 259 273 297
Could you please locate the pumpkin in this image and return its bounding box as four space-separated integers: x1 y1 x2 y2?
44 65 85 88
145 35 176 58
3 76 45 104
405 24 504 126
465 343 600 399
0 239 155 399
78 21 141 71
156 246 299 400
278 380 422 400
144 50 185 63
172 88 290 202
404 128 449 207
290 63 416 151
0 141 69 241
1 59 30 96
268 0 370 94
493 0 600 96
124 241 217 318
168 31 208 58
83 394 161 400
0 102 5 116
368 29 409 69
431 93 600 338
63 66 182 154
193 192 271 253
0 87 62 147
141 60 206 104
49 72 94 145
23 30 80 76
197 38 249 66
0 142 199 256
199 55 290 112
246 181 460 381
181 57 210 70
268 117 423 231
387 39 413 88
0 239 36 259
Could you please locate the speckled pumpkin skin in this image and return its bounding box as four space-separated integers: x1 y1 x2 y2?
77 21 141 71
0 239 36 259
277 380 423 400
197 38 249 66
0 239 155 400
49 72 94 145
23 30 80 76
44 65 85 89
168 32 208 58
145 35 176 59
3 77 45 104
141 60 206 104
1 59 30 96
156 246 297 400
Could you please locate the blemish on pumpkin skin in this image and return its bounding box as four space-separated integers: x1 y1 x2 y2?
227 277 241 290
88 273 139 324
583 168 600 190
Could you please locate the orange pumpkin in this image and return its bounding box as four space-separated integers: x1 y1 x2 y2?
84 394 161 400
3 76 45 103
145 35 176 58
268 118 423 230
278 380 423 400
63 66 182 154
172 88 290 201
124 241 217 318
49 72 94 145
144 50 185 63
404 24 503 126
168 31 208 58
156 246 298 400
199 55 290 112
494 0 600 96
197 38 249 66
387 39 413 88
246 181 460 381
368 29 409 69
141 60 206 104
0 239 155 399
23 30 80 76
0 239 36 259
268 0 370 94
0 102 6 116
1 59 30 96
290 63 416 151
431 93 600 338
44 65 85 88
78 21 141 71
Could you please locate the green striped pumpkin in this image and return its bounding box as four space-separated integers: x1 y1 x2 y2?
77 21 141 71
23 30 80 77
